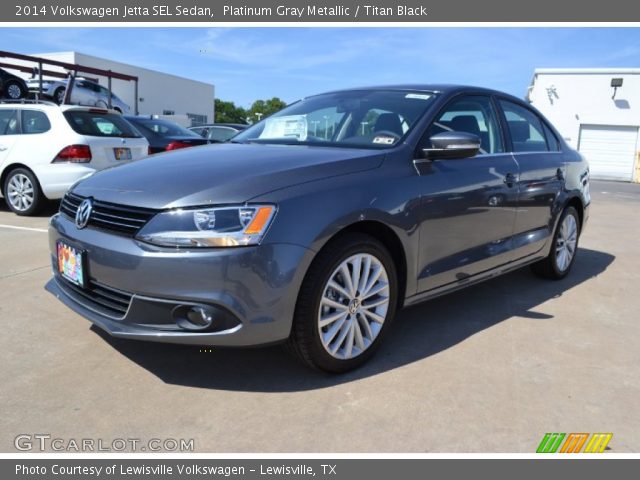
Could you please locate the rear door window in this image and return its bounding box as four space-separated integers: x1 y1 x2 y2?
21 110 51 134
499 100 550 153
543 123 561 151
64 110 142 138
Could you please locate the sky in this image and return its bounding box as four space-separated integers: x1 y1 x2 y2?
1 27 639 107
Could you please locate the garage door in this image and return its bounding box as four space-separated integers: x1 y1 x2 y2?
578 125 638 181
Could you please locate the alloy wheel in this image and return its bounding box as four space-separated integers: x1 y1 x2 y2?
7 174 35 211
555 214 578 272
317 253 390 360
7 83 22 99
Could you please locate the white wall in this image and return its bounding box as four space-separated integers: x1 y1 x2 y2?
6 51 214 124
528 69 640 149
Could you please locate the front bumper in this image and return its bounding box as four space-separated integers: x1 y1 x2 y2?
48 213 313 346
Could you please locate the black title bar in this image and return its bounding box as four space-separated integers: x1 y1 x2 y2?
5 0 640 22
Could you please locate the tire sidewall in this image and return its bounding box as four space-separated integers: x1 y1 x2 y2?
550 206 580 278
3 168 42 216
301 236 398 373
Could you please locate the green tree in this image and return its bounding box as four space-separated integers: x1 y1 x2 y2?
247 97 287 122
214 99 247 124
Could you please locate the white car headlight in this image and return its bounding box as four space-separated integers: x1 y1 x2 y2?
135 205 276 248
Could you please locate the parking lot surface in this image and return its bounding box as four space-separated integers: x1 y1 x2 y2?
1 180 638 452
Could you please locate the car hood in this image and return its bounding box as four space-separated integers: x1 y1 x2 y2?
72 143 385 209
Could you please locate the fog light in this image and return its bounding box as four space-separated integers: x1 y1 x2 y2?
187 306 214 327
172 303 241 333
174 305 218 331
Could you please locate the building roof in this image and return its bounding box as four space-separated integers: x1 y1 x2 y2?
527 68 640 99
534 68 640 75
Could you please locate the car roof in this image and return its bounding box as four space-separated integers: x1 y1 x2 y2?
309 84 526 103
0 102 120 113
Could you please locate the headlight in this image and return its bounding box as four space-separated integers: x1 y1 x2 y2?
135 205 276 248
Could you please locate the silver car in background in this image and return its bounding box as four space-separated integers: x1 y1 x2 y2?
27 77 131 113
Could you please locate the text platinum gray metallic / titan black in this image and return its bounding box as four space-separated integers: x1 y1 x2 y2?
47 85 590 372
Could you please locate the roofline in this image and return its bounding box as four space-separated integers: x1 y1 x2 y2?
527 67 640 98
35 51 214 89
534 68 640 75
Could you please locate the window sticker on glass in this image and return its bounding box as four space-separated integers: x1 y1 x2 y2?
95 121 115 135
405 93 432 100
373 136 396 145
260 115 308 141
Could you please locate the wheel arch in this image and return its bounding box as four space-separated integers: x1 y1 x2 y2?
565 195 585 233
311 220 409 308
0 163 39 194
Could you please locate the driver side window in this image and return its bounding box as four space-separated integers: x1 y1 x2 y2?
425 95 504 154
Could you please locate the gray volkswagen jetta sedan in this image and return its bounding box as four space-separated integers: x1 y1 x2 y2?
48 85 590 372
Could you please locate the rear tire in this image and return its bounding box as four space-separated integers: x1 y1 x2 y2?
531 206 580 280
4 81 25 100
288 233 398 373
3 168 45 216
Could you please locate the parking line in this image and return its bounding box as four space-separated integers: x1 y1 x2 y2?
0 224 48 233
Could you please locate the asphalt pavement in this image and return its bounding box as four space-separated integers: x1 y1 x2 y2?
0 180 638 452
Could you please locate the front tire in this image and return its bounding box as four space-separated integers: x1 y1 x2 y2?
3 168 45 216
54 87 66 105
531 206 580 279
288 233 398 373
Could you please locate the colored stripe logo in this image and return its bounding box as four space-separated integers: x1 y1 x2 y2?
537 433 612 453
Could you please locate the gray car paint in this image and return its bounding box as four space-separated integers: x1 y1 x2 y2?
47 85 590 346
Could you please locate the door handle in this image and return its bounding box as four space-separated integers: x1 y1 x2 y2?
504 172 517 187
0 145 7 151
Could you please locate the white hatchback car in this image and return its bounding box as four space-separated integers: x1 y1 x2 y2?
0 101 148 215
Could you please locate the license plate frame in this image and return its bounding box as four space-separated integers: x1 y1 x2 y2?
114 147 132 161
57 240 87 288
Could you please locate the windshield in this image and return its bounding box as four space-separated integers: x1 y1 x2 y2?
233 90 437 148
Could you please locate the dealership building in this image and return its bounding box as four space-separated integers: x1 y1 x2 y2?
9 51 215 126
528 68 640 182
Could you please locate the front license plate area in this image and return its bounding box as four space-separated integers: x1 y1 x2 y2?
114 147 132 160
57 241 86 288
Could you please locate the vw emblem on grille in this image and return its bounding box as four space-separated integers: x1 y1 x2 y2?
75 198 93 229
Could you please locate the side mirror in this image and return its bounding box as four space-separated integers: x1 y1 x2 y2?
421 131 481 160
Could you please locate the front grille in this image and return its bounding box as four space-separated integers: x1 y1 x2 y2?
58 277 133 319
60 192 156 236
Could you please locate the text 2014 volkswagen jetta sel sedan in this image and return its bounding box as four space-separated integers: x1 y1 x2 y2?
47 85 590 372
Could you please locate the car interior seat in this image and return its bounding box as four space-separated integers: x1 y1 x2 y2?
373 113 404 137
450 115 490 152
508 120 546 152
